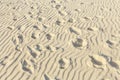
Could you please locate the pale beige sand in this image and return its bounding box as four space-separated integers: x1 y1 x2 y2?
0 0 120 80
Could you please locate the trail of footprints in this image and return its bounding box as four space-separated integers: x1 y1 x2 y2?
89 53 120 70
0 0 120 80
19 43 71 73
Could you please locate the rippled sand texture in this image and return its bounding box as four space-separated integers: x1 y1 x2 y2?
0 0 120 80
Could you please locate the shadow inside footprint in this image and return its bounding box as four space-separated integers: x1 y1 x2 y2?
59 58 69 69
27 46 37 58
106 40 113 46
72 38 83 47
59 59 65 69
46 34 52 40
21 60 33 74
44 75 49 80
22 66 32 74
109 61 119 69
69 27 81 35
72 37 87 49
44 74 52 80
89 56 103 65
12 33 24 45
31 33 36 39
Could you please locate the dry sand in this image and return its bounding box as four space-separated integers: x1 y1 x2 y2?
0 0 120 80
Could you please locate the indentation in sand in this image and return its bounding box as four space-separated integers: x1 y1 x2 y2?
109 59 120 69
46 45 56 52
27 46 40 58
21 59 34 74
59 58 69 69
69 26 82 35
72 37 87 49
12 33 24 45
89 54 107 69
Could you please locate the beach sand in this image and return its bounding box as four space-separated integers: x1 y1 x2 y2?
0 0 120 80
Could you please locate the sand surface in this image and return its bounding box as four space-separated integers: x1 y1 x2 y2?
0 0 120 80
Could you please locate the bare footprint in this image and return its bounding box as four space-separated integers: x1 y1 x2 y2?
72 37 87 49
89 54 107 69
12 33 24 45
30 58 37 70
59 58 69 69
27 46 40 58
21 59 34 74
46 33 55 40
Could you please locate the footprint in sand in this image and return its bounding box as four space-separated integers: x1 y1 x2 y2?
31 30 40 39
68 18 75 23
30 58 37 69
55 18 65 26
27 46 40 58
98 53 111 62
72 37 87 49
17 25 26 32
46 33 55 40
106 40 118 48
12 33 24 45
89 54 107 69
34 44 45 52
59 58 69 69
21 59 34 74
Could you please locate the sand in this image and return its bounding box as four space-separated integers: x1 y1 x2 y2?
0 0 120 80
